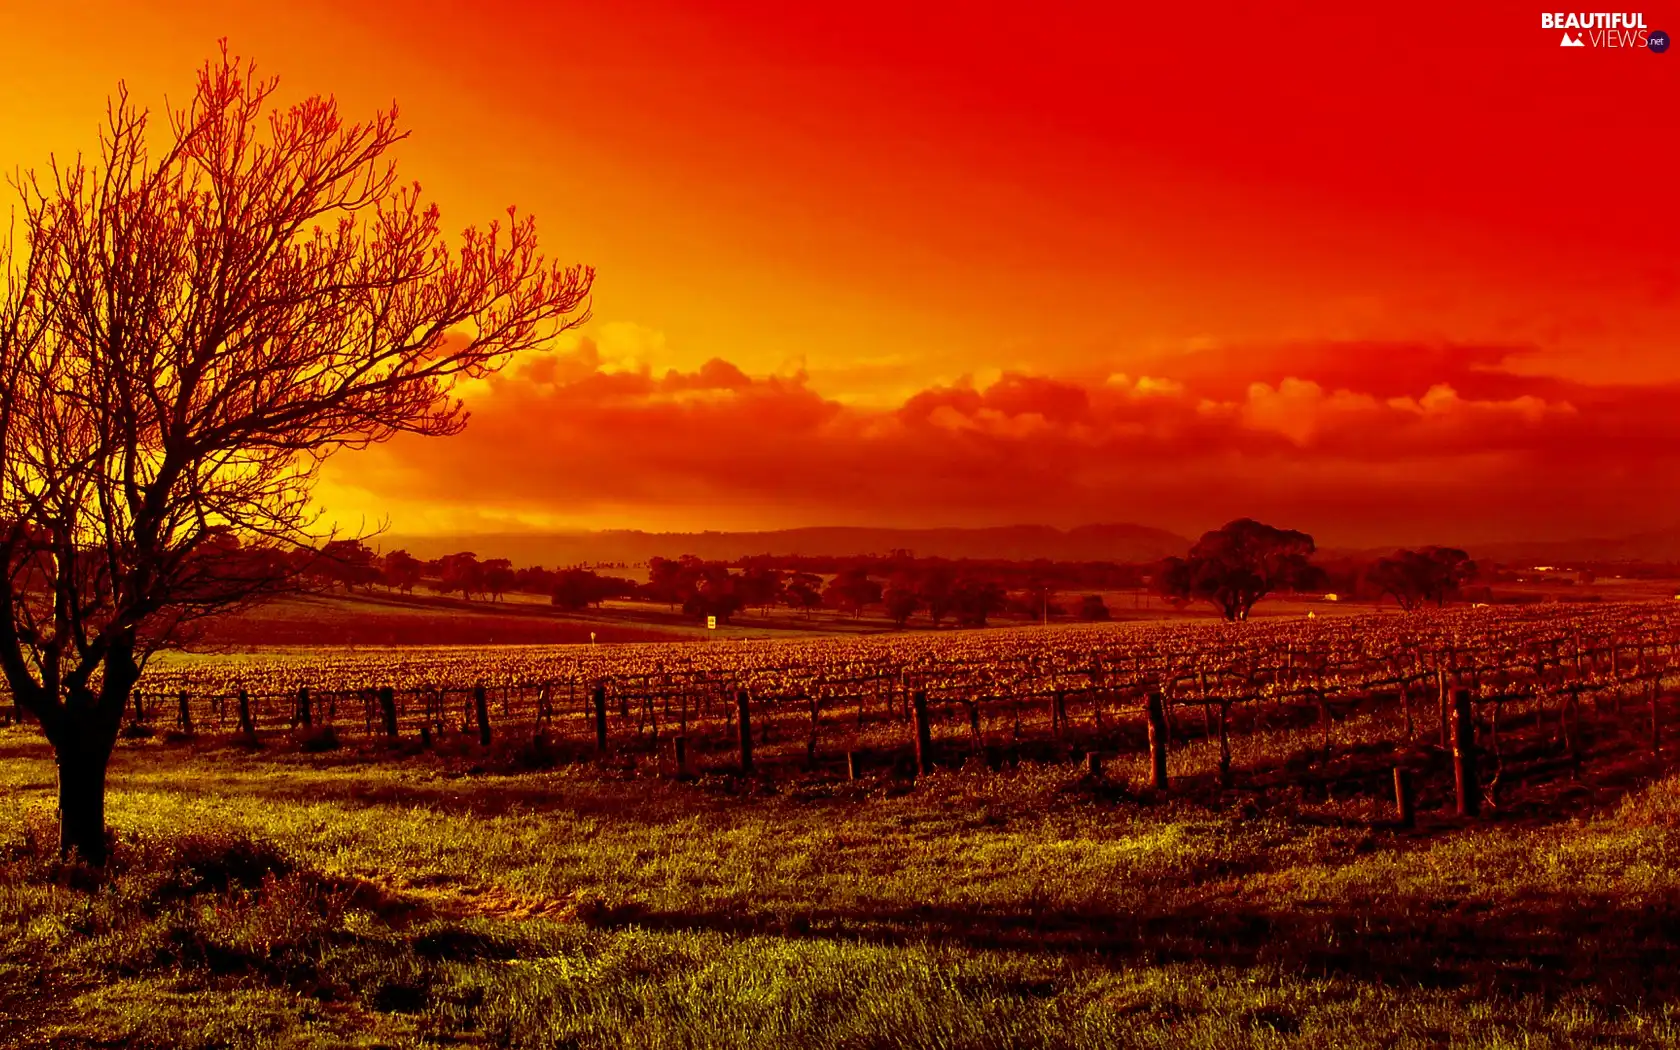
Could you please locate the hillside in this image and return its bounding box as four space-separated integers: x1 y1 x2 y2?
379 522 1193 566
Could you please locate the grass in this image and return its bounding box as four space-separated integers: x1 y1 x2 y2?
4 723 1680 1048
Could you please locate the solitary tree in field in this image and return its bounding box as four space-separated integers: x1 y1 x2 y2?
1157 519 1324 621
1367 547 1477 610
0 47 593 864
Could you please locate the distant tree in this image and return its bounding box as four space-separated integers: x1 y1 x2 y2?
916 565 956 627
514 565 558 595
1367 547 1477 611
482 558 516 601
683 563 743 624
381 550 423 595
313 539 380 593
951 577 1007 627
438 552 485 601
735 566 785 616
645 556 688 610
551 568 604 610
784 572 824 619
823 568 882 619
1157 519 1324 622
1077 594 1111 621
883 585 922 628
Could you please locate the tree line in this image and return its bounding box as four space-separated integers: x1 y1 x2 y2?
303 519 1482 627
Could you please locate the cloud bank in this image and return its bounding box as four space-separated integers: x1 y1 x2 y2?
328 340 1680 546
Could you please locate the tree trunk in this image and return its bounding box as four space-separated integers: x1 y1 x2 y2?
56 734 115 864
31 640 142 868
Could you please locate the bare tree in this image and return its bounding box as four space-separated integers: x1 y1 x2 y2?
0 45 593 864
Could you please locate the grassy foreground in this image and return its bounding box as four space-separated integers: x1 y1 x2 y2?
3 728 1680 1048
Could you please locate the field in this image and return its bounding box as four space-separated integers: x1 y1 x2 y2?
6 605 1680 1047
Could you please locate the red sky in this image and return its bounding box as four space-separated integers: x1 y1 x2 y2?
4 1 1678 545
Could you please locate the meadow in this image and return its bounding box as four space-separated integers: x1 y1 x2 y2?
5 606 1680 1048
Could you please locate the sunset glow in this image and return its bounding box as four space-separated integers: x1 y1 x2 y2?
4 1 1674 544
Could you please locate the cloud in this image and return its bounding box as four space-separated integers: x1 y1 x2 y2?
327 340 1680 545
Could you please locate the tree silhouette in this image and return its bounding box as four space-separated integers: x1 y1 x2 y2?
784 572 824 619
438 553 486 601
822 568 882 619
951 577 1007 626
916 565 956 628
1367 547 1477 610
883 584 922 628
0 47 592 863
317 539 380 593
482 558 516 602
1157 519 1324 621
380 550 423 595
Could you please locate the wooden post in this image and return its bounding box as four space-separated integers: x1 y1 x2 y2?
912 689 933 777
237 689 254 737
1052 690 1065 737
1393 767 1415 828
176 690 193 737
593 684 608 752
133 689 145 725
807 695 821 765
1216 700 1232 788
379 686 398 738
1145 691 1168 791
1437 669 1449 749
474 684 492 746
847 751 862 780
1085 751 1103 778
1452 688 1479 818
296 686 312 729
672 734 690 778
1651 680 1661 755
737 690 754 773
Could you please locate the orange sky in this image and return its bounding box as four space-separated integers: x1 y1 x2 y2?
4 1 1678 546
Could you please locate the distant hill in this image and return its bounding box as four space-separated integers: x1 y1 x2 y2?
1469 526 1680 566
1324 525 1680 566
377 523 1193 567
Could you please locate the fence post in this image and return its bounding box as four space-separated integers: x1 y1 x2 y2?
1453 688 1479 817
807 695 821 765
1085 751 1103 778
1651 680 1662 755
672 734 690 779
594 684 609 752
847 751 862 780
737 690 754 773
1393 766 1414 828
296 687 312 729
237 689 254 737
912 690 933 777
379 686 398 739
1217 700 1232 788
177 690 193 738
474 684 492 747
1437 669 1449 749
1145 691 1168 791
